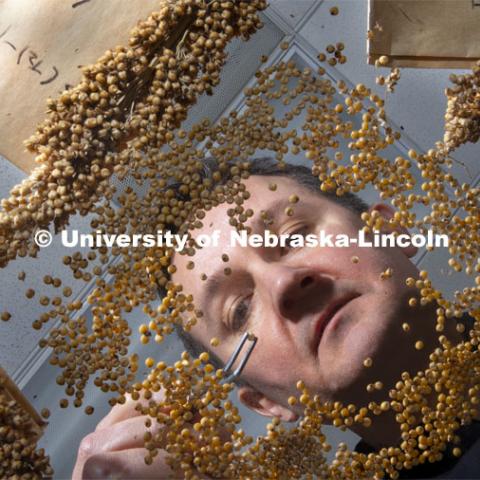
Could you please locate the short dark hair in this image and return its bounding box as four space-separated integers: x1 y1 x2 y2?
161 157 369 380
197 156 369 216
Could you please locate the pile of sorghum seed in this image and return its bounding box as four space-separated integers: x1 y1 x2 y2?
0 391 53 479
0 1 479 478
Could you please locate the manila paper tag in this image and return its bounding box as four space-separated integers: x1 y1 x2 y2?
0 0 160 173
367 0 480 69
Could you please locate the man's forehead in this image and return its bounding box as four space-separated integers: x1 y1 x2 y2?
173 175 320 274
184 174 315 238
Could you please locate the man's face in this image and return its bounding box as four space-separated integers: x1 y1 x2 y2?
172 174 429 418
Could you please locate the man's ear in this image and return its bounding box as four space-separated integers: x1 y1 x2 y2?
237 386 298 422
368 203 417 258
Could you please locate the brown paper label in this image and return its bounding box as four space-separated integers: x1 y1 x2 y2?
368 0 480 68
0 0 160 172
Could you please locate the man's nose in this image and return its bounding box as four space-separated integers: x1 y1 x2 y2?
255 263 334 321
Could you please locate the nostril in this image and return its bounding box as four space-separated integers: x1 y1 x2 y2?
300 275 314 288
281 275 315 314
283 298 293 311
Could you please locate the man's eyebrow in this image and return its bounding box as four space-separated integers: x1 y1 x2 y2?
204 270 226 306
200 268 235 326
250 197 309 232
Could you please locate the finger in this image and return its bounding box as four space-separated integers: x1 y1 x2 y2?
72 453 85 480
82 448 179 479
96 391 166 431
89 416 167 455
95 399 142 432
73 416 166 479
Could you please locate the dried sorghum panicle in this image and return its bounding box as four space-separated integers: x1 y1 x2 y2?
443 62 480 151
0 391 53 478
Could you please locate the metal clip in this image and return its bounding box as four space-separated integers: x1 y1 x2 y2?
185 332 257 403
221 332 257 384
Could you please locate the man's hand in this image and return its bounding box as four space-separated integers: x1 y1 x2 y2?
72 392 175 479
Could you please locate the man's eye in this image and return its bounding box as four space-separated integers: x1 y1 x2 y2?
281 226 309 255
229 295 252 332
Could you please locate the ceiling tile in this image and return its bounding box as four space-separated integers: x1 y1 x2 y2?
269 0 317 29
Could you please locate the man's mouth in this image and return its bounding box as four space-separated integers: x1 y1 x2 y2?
312 293 361 351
